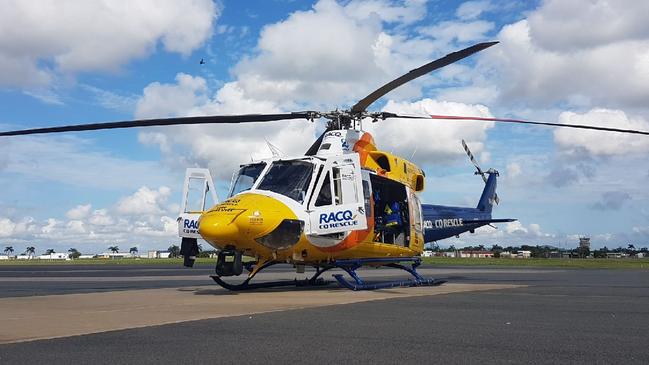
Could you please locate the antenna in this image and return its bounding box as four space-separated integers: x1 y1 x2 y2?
265 139 284 157
410 145 418 160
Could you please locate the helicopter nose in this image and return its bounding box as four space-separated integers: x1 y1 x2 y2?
198 193 304 251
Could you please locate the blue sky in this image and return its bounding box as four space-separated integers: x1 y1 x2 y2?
1 0 649 254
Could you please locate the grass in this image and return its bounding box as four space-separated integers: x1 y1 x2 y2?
1 256 648 269
421 256 649 269
0 257 214 266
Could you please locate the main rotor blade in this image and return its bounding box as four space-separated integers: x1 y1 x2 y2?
384 113 649 136
0 113 309 137
350 41 498 113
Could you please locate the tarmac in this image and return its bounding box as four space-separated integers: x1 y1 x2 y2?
0 263 648 364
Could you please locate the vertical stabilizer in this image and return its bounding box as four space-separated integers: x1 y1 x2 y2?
477 173 497 213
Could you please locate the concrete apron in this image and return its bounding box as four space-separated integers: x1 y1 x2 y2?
0 283 523 344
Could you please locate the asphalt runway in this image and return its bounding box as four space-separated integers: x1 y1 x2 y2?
0 263 648 364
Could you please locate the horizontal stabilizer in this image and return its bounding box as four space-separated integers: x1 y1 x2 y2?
465 218 517 225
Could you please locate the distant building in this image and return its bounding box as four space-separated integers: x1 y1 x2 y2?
606 252 627 259
38 253 69 260
78 254 96 259
459 250 494 258
146 250 172 259
500 251 531 258
579 237 591 249
0 255 9 260
98 252 135 259
517 250 531 258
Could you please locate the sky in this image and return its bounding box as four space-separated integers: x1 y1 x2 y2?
2 0 649 254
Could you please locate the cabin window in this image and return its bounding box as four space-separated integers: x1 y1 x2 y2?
315 172 333 206
362 179 371 215
320 143 331 150
332 167 342 204
228 162 267 197
376 155 390 171
257 160 314 203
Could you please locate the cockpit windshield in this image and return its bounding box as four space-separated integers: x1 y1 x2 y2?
257 160 314 204
228 162 267 197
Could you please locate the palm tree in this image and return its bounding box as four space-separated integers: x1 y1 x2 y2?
25 246 36 259
129 247 138 257
108 246 119 259
45 248 55 255
3 246 14 256
168 245 180 258
68 248 80 259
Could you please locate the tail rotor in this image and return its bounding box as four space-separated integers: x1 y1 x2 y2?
461 139 499 204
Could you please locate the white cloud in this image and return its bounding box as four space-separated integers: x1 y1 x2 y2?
66 220 86 234
88 209 114 226
483 16 649 109
456 1 493 20
0 218 17 237
66 204 92 220
418 20 494 45
506 162 521 178
135 73 209 118
343 0 428 24
364 99 494 165
553 109 649 156
116 186 172 215
0 184 183 253
527 0 649 51
0 0 217 88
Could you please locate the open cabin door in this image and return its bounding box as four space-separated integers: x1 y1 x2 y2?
178 168 218 239
307 154 368 235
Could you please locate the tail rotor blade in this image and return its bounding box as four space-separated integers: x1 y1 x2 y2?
461 139 499 204
461 139 486 183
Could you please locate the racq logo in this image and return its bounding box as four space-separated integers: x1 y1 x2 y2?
182 219 200 234
319 210 358 229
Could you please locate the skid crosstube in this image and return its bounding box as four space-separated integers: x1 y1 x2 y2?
332 257 446 291
209 257 445 291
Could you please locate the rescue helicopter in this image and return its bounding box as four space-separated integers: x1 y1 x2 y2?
3 41 649 290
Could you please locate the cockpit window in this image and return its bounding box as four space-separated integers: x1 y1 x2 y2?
257 160 314 204
228 162 267 197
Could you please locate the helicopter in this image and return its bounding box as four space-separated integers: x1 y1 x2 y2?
3 41 649 290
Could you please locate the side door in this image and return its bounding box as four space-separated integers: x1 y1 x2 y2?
177 168 218 239
307 154 368 235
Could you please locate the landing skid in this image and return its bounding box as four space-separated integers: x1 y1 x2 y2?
210 261 333 291
332 258 446 291
210 257 445 291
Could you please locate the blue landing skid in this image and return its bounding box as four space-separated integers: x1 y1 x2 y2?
209 257 445 291
331 257 446 291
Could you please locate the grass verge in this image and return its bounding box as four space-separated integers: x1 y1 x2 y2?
421 256 649 269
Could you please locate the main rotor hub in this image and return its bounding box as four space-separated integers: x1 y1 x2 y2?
302 110 396 130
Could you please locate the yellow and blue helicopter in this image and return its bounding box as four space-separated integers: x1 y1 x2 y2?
3 42 649 290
